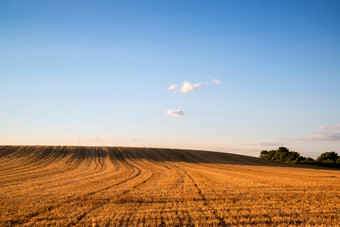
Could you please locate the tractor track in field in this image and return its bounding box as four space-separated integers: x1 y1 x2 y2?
1 145 339 226
18 148 150 225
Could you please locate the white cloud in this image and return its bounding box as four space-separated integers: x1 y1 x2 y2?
320 124 340 130
122 138 139 143
168 84 177 90
166 109 184 117
67 134 115 142
306 133 340 141
303 124 340 141
212 79 222 85
66 134 140 145
180 81 202 93
168 79 221 93
249 142 284 148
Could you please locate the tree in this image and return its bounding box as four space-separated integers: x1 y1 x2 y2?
285 151 300 162
300 157 314 164
266 150 276 160
259 148 339 168
277 147 289 153
260 150 268 159
316 152 339 163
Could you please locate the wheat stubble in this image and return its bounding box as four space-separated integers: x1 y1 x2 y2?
0 146 339 226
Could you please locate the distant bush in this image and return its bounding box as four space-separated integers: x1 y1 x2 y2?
259 147 339 169
316 152 338 163
299 157 314 164
260 147 310 163
314 152 340 168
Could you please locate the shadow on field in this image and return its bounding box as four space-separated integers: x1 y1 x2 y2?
0 145 333 170
112 147 330 170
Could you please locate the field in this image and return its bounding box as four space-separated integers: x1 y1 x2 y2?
0 146 339 226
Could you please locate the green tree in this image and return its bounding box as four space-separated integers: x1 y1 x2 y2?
285 151 300 162
266 150 276 160
316 152 339 163
277 147 289 153
259 148 339 168
300 157 314 164
260 150 268 159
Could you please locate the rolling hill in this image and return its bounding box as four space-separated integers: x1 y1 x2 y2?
0 146 339 226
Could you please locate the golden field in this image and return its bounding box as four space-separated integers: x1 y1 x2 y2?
0 146 339 226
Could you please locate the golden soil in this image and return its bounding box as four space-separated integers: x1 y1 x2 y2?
0 146 339 226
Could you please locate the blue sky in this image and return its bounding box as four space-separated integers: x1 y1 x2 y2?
1 0 339 157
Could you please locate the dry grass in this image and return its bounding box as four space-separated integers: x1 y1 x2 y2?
0 146 339 226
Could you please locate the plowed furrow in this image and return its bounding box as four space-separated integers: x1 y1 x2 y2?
0 146 339 226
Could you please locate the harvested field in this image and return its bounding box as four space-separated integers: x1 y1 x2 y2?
0 146 339 226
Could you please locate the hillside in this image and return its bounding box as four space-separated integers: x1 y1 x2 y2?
0 146 339 226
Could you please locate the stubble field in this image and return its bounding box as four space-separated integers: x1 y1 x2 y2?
0 146 339 226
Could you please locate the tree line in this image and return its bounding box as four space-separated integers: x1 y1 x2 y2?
260 147 340 168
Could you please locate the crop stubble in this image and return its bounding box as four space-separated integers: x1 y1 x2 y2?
0 146 339 226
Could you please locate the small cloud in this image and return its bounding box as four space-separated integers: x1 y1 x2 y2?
249 142 284 148
212 79 222 85
166 109 184 117
320 124 340 130
122 138 139 143
67 134 82 141
168 84 177 90
67 134 115 142
302 124 340 141
66 134 140 145
180 81 202 93
168 79 221 93
305 133 340 141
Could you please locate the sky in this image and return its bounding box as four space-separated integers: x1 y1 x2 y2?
1 0 340 158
